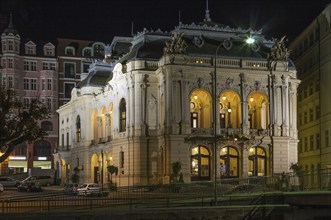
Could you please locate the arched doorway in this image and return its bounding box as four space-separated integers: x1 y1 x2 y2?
220 146 239 178
191 146 210 181
248 146 266 176
91 154 99 183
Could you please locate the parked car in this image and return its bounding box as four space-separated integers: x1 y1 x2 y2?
0 184 4 193
0 177 21 187
62 183 78 195
22 175 54 186
17 182 42 192
76 183 102 196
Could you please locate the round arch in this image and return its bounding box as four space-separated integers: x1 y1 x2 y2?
247 92 269 129
248 146 267 176
91 154 99 183
219 90 241 128
220 146 239 178
191 145 211 181
190 88 212 129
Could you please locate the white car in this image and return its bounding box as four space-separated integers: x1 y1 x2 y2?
0 183 4 193
76 183 102 196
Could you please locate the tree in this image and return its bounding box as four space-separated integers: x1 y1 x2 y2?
171 161 182 183
107 165 118 191
0 87 50 163
107 165 118 183
290 162 303 176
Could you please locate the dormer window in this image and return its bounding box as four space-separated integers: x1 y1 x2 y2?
65 46 75 56
92 43 105 57
43 43 55 56
83 48 92 57
26 46 34 54
25 41 36 55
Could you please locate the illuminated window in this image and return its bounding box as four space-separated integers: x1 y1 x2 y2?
220 146 239 178
248 146 266 176
191 146 210 181
191 112 198 128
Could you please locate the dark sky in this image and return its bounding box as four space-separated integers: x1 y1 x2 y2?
1 0 330 43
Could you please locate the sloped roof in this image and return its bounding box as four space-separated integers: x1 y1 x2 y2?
76 62 113 88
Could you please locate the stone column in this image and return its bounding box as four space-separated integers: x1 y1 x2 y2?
240 73 249 133
281 75 288 136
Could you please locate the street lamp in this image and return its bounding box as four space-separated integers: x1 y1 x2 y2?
212 43 223 205
227 102 232 128
213 36 256 205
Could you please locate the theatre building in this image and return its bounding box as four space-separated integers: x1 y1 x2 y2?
55 13 299 186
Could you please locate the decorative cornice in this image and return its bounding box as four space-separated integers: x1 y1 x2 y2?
175 23 262 35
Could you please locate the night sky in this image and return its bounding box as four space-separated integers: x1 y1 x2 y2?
0 0 330 43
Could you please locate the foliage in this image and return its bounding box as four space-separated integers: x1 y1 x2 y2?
171 161 182 183
107 165 118 176
0 87 50 163
290 162 303 176
107 165 118 187
71 173 79 183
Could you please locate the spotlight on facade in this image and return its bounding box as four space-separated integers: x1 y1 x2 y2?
246 37 255 44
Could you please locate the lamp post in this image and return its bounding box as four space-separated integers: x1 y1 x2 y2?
213 43 223 205
101 149 104 188
213 36 255 205
0 65 2 86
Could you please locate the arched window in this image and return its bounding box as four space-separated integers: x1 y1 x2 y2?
219 91 241 129
93 43 104 57
82 48 92 57
119 98 126 132
65 46 75 56
248 146 266 176
191 146 210 181
76 115 81 142
41 121 53 131
33 140 51 157
190 89 212 129
248 93 269 129
220 146 239 178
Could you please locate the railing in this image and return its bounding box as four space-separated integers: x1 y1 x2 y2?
0 172 329 213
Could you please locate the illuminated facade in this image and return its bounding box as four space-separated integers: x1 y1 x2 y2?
289 3 331 188
56 13 299 186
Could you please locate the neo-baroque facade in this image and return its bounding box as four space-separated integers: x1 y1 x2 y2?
55 17 299 186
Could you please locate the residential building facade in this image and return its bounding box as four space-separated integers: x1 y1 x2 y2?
0 14 108 177
0 15 57 174
289 3 331 189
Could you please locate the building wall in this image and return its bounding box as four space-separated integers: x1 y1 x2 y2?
289 3 331 188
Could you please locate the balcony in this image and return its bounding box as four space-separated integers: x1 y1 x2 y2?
98 137 107 144
107 136 112 142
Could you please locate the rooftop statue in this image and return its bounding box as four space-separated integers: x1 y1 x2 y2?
163 32 187 55
268 36 291 70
